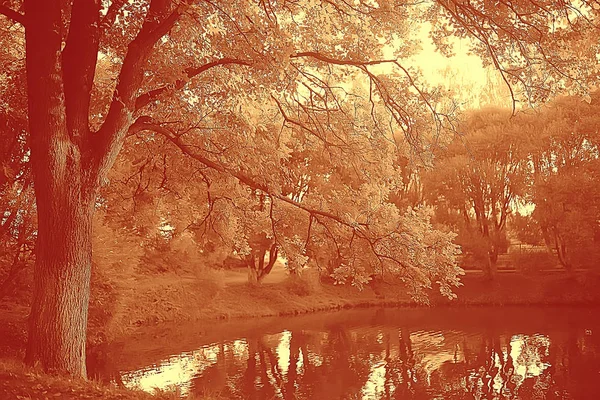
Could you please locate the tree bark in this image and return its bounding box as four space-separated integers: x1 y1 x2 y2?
247 263 259 285
553 229 572 272
25 188 94 377
246 243 278 284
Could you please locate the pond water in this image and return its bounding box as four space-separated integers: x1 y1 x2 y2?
92 307 600 399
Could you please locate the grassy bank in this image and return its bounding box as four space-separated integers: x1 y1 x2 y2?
3 267 600 352
444 269 600 306
0 359 181 400
106 268 600 330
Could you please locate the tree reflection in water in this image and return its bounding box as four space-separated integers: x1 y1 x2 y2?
116 309 600 399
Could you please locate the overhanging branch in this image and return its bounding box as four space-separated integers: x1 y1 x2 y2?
131 120 365 230
135 58 253 111
0 4 25 25
291 51 396 66
290 50 455 149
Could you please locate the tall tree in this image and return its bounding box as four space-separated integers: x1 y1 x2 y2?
527 94 600 270
0 0 598 377
425 108 529 276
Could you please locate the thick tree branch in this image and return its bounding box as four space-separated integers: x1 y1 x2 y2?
0 4 25 25
135 58 253 111
91 0 184 186
62 0 100 145
24 0 69 182
132 120 366 230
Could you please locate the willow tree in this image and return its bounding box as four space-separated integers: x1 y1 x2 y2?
0 0 597 377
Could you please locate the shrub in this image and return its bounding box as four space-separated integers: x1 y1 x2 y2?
194 266 226 298
568 245 600 270
284 274 312 297
510 251 556 274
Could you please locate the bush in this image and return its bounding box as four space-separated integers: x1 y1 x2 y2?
284 274 313 297
301 267 322 292
568 245 600 270
137 239 186 274
194 266 226 297
138 233 209 275
510 251 556 274
88 264 119 344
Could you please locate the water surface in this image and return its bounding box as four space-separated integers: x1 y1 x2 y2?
92 307 600 399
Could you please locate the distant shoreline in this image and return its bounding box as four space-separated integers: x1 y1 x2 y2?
1 269 599 358
91 269 600 345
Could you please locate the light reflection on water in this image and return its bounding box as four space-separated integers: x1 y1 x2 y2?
97 308 600 399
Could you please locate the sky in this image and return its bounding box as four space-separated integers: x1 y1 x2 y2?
410 24 486 85
403 23 513 110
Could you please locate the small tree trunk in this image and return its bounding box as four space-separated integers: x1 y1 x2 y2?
247 257 259 285
552 229 572 272
247 267 258 284
556 242 572 272
484 247 498 279
25 172 95 377
262 244 278 278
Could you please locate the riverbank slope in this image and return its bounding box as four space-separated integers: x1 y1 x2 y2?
0 359 182 400
2 267 600 355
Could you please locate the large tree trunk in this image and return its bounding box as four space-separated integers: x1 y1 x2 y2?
23 0 95 377
25 182 94 376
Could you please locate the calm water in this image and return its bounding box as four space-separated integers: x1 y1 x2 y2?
92 307 600 399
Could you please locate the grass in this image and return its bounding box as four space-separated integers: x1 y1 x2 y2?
0 359 181 400
0 359 235 400
447 269 600 306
